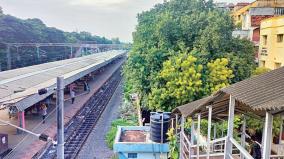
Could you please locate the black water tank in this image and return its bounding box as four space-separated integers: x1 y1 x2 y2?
150 112 170 143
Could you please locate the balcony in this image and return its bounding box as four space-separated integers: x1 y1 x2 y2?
232 30 250 39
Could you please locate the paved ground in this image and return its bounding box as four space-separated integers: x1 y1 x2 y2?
1 59 124 159
77 81 123 159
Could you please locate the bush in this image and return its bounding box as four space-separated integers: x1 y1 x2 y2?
252 67 271 76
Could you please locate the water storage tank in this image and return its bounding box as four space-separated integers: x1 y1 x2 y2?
150 112 170 143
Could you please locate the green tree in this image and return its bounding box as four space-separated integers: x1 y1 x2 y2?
124 0 256 111
0 9 116 70
0 6 3 15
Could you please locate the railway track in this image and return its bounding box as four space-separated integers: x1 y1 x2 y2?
39 69 122 159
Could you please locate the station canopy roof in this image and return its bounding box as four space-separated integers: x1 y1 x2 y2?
174 66 284 118
0 50 125 110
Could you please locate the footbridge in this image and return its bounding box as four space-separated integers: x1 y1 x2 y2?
1 42 130 70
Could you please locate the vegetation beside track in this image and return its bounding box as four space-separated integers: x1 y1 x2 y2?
106 101 138 149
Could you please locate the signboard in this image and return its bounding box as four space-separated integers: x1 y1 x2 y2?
261 48 268 56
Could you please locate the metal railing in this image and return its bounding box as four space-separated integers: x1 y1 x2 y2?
180 132 191 159
180 132 228 159
270 155 284 159
179 131 258 159
230 137 253 159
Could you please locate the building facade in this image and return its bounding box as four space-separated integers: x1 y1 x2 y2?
232 0 284 60
259 16 284 69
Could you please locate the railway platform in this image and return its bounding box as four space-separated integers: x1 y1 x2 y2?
1 57 125 159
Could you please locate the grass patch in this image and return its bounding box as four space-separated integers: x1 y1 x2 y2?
106 118 137 149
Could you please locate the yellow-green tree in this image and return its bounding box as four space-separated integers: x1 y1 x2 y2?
205 58 234 93
252 67 271 76
148 51 203 111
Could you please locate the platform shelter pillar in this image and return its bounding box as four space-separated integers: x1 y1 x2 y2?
17 111 26 134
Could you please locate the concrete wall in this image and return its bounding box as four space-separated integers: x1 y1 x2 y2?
252 27 260 42
259 16 284 69
232 30 250 39
118 152 168 159
254 0 284 8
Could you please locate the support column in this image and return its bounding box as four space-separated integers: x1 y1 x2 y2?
213 124 217 140
213 123 216 152
17 111 25 134
191 118 195 144
21 111 25 129
197 113 201 159
179 115 185 159
17 112 21 134
36 46 40 62
70 46 73 58
224 95 236 158
190 118 195 159
241 115 246 159
262 111 273 159
279 116 283 144
207 106 212 159
175 114 178 135
6 45 11 70
16 46 20 61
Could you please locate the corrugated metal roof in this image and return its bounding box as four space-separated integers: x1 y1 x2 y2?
0 50 125 109
173 66 284 117
220 66 284 110
173 96 212 117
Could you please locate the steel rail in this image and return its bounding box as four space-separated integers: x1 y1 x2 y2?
39 69 122 159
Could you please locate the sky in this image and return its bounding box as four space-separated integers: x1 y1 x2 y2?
0 0 254 42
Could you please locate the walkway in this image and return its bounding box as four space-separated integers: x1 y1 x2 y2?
77 81 123 159
3 58 124 159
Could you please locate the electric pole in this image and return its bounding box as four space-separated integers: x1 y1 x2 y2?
56 77 64 159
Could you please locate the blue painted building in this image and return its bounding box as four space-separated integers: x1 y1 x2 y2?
113 126 169 159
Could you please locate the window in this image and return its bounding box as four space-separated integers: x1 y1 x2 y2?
263 35 268 45
277 34 283 43
275 63 282 69
260 60 266 67
128 153 137 158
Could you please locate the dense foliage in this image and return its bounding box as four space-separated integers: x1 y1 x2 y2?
167 128 179 159
106 100 138 149
0 12 113 43
0 9 119 69
148 50 203 111
252 67 271 76
124 0 256 111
